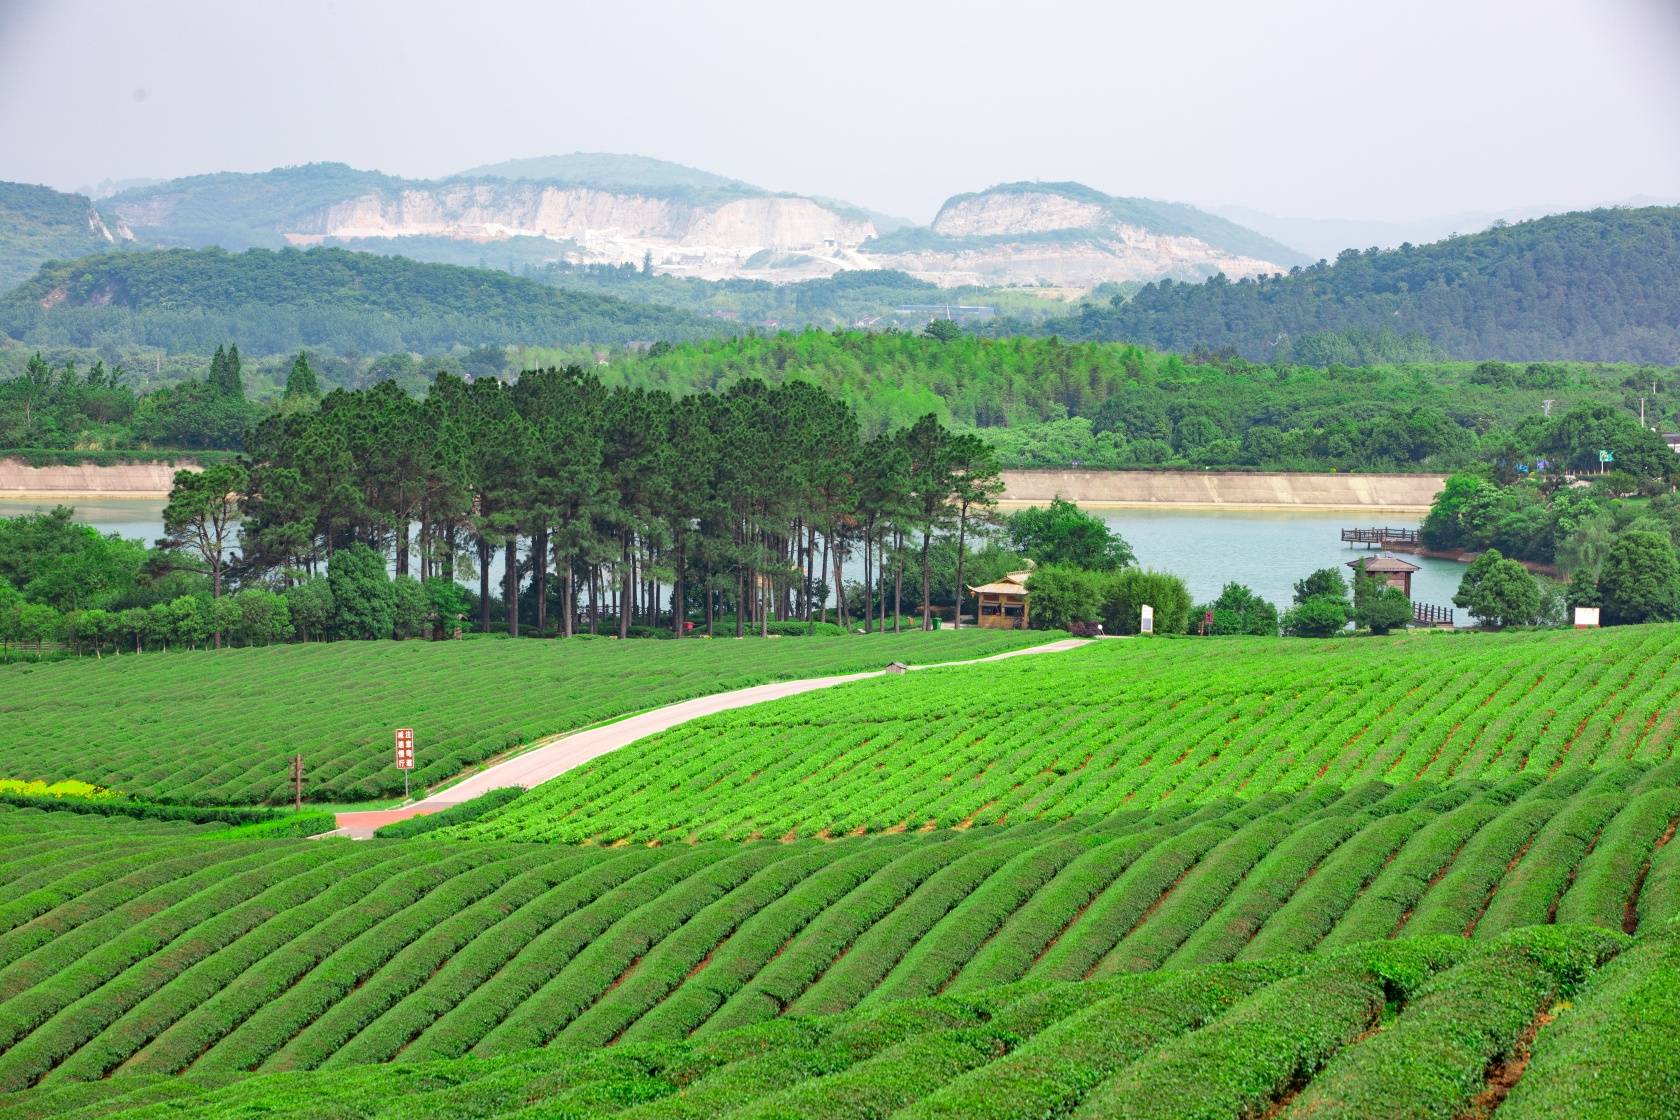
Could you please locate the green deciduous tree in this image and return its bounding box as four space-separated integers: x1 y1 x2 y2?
1596 530 1680 625
1283 595 1350 637
1099 568 1192 635
1024 564 1101 630
1453 548 1543 629
1195 583 1280 636
1006 497 1135 571
1292 567 1347 605
162 462 247 647
326 543 394 640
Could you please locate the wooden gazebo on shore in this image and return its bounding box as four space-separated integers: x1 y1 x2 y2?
1348 554 1420 597
969 570 1032 630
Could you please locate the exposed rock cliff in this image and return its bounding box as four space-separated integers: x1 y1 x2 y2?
861 183 1307 287
97 162 1306 289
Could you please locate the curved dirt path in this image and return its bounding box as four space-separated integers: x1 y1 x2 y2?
329 637 1092 838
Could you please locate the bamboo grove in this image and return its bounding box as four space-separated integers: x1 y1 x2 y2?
236 370 1004 637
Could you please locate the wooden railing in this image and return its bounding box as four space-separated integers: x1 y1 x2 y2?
1341 527 1421 546
1413 601 1454 626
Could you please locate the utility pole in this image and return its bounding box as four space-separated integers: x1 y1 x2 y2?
290 754 304 812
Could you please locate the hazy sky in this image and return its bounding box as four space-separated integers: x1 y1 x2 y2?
2 0 1677 223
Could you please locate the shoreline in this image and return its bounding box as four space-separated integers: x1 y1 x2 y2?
0 490 174 502
2 492 1440 514
995 500 1434 514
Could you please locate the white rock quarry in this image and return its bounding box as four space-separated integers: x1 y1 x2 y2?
107 172 1294 289
865 189 1289 288
275 183 875 282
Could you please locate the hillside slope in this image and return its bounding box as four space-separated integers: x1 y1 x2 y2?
459 627 1680 843
0 920 1668 1119
0 246 715 353
0 772 1672 1090
0 182 133 290
0 630 1052 804
1042 207 1680 363
863 181 1309 287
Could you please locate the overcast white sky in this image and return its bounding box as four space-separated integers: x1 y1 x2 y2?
2 0 1677 223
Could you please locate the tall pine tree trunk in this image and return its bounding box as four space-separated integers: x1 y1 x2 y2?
619 534 632 639
920 528 933 631
588 565 599 635
863 524 874 634
562 551 575 638
478 535 491 632
672 542 686 638
395 520 410 579
819 533 830 624
534 526 548 636
833 531 847 631
952 505 968 630
505 535 519 638
894 528 904 633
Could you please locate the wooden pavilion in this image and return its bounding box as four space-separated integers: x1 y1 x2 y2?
969 570 1033 629
1347 554 1419 597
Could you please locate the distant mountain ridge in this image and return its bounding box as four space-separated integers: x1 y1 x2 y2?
1039 207 1680 364
457 153 761 196
62 157 1305 289
1212 196 1680 262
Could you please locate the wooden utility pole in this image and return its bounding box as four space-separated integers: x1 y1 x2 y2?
290 754 304 811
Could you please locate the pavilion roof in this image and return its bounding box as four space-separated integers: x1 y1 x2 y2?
1348 555 1420 573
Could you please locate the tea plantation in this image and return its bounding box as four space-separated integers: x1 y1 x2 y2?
0 629 1054 804
457 626 1680 843
0 624 1675 1117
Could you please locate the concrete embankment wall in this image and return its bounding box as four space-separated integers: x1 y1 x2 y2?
0 458 199 500
1 459 1445 511
1000 469 1446 511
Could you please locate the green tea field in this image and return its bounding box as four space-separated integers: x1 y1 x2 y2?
0 624 1676 1118
0 630 1055 804
456 626 1680 843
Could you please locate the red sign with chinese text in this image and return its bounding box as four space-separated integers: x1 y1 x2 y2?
395 728 414 770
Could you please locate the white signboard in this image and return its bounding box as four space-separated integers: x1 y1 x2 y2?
1573 607 1600 629
1140 604 1154 634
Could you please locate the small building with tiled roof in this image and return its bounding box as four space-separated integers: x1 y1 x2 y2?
1347 554 1419 597
968 570 1033 629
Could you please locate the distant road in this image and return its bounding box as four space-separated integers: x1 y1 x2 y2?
328 637 1092 838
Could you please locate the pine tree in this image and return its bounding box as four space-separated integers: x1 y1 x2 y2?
223 344 243 397
284 352 320 400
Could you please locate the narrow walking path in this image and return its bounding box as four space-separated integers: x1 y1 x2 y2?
327 637 1092 838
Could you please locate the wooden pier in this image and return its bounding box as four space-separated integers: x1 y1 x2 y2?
1413 601 1454 627
1341 527 1421 548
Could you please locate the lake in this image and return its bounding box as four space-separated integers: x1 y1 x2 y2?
0 498 1470 624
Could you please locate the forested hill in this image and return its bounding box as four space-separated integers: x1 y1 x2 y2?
1039 208 1680 363
0 246 718 354
0 181 133 290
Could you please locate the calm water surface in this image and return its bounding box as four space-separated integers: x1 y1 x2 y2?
2 499 1469 624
